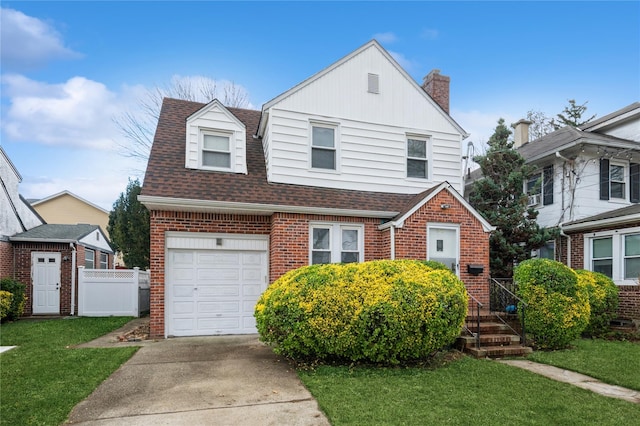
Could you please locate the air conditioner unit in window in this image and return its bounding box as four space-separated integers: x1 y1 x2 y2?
528 193 542 206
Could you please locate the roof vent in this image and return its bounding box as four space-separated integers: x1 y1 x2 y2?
368 73 379 94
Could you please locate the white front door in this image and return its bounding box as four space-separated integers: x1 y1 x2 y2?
427 225 460 275
32 252 61 314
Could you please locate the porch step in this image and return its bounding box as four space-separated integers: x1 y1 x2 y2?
457 333 520 348
465 321 511 334
465 344 533 359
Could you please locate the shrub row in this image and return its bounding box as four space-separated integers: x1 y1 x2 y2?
255 260 467 364
514 259 619 349
0 278 26 322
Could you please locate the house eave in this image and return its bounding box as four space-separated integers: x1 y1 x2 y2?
138 195 398 219
9 237 76 244
561 213 640 233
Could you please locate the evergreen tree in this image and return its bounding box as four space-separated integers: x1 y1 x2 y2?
470 119 551 277
552 99 596 129
108 179 150 269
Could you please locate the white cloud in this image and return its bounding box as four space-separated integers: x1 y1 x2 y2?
2 74 122 150
420 28 439 40
373 32 398 44
0 8 81 71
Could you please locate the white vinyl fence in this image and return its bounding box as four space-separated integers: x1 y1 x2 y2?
78 267 150 317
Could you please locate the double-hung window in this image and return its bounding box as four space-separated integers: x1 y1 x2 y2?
311 123 337 170
526 165 553 206
527 173 542 206
586 228 640 283
407 137 429 179
310 223 363 264
202 132 232 169
610 164 625 199
85 248 95 269
100 252 108 269
600 159 640 202
624 234 640 279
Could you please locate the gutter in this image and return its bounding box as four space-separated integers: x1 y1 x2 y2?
558 223 571 269
70 243 76 316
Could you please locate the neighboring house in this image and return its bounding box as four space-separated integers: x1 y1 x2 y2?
1 147 44 278
10 224 114 316
30 191 111 239
140 40 494 338
466 102 640 320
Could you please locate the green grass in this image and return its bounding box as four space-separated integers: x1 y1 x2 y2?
299 355 640 425
526 338 640 391
0 317 138 426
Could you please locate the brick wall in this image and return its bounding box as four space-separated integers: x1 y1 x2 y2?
0 240 13 279
394 190 491 305
149 210 271 337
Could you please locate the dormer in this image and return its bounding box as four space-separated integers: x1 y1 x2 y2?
185 99 247 174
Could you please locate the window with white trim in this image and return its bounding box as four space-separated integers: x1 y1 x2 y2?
85 248 95 269
201 131 232 170
585 227 640 283
407 137 429 179
610 164 625 199
536 240 555 260
310 223 363 264
624 234 640 279
311 123 337 170
100 252 108 269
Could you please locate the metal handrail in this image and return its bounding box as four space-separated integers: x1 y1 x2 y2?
490 278 528 345
464 293 484 349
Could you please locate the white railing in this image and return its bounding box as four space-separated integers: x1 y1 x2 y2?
78 267 150 317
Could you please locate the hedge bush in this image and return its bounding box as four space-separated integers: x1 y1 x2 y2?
255 260 468 364
514 259 590 349
0 277 26 321
0 290 13 321
575 270 619 337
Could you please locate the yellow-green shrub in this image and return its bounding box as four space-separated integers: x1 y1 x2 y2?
255 260 468 364
0 290 13 321
0 278 26 321
575 270 619 337
514 259 590 349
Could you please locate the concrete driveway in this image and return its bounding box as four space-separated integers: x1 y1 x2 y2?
66 335 330 425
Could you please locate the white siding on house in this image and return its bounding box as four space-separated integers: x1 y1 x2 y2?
185 101 247 174
1 149 43 238
597 120 640 142
260 43 464 194
79 229 113 252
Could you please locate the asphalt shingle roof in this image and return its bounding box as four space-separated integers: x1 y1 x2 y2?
12 224 99 240
141 98 421 215
563 204 640 226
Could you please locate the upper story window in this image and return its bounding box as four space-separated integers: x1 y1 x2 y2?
367 73 379 94
310 223 363 264
202 131 232 170
526 165 554 206
600 159 640 202
311 123 337 170
85 248 95 269
407 136 429 179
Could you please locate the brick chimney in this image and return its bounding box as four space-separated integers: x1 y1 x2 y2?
422 69 450 114
512 119 532 148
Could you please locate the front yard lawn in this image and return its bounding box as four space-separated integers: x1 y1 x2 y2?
526 338 640 391
299 355 640 425
0 317 138 426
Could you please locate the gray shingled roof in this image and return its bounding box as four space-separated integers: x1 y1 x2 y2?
563 204 640 227
11 224 99 241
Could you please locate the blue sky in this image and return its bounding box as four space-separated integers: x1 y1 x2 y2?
1 1 639 210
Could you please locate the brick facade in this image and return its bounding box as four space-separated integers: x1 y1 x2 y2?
148 193 491 338
0 240 13 279
563 224 640 320
11 242 113 316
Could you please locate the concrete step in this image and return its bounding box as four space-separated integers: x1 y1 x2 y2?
465 345 533 359
465 322 512 334
457 334 521 349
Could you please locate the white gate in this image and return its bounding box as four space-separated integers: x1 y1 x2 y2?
78 268 150 317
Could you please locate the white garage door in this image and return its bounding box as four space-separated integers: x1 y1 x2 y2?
166 234 268 337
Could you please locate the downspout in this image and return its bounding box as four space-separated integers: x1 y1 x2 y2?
558 224 571 269
390 225 396 260
70 243 76 316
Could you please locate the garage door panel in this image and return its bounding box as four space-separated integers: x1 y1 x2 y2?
199 252 240 265
198 301 240 313
197 286 240 297
173 301 194 314
168 245 267 337
198 268 240 281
